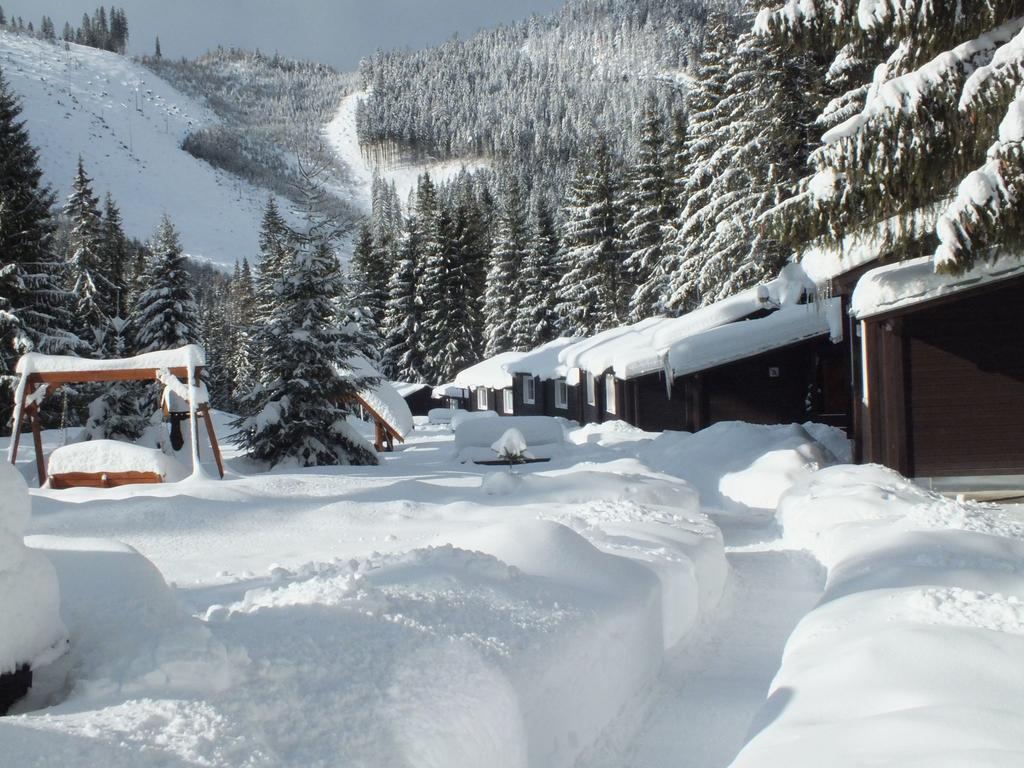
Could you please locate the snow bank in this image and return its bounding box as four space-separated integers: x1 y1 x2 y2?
47 440 190 482
568 419 656 448
638 422 840 513
733 465 1024 766
427 407 459 425
450 409 498 430
851 252 1024 318
0 463 65 676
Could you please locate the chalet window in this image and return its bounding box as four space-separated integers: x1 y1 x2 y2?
523 376 536 404
605 373 617 414
555 379 568 409
476 387 488 410
586 372 596 406
503 388 514 414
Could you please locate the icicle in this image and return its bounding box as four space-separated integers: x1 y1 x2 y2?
662 353 673 400
186 361 207 480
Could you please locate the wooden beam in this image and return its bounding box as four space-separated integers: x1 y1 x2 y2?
349 394 405 445
200 405 225 478
26 366 203 386
29 405 45 487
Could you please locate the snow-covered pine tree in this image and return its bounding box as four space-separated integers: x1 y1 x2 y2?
100 193 131 330
226 258 257 405
755 0 1024 272
555 142 629 335
235 226 377 467
381 214 426 381
511 198 561 348
0 66 77 428
255 196 291 325
450 171 493 359
133 215 200 353
348 222 387 346
485 175 530 356
64 158 118 355
661 16 738 314
623 94 672 322
422 196 476 382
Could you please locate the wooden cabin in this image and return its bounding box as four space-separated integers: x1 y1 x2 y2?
393 383 434 417
851 255 1024 488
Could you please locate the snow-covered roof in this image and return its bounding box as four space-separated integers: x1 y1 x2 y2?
668 298 843 378
851 253 1024 319
340 358 414 439
391 381 430 399
554 264 815 381
16 345 207 376
431 383 469 400
505 337 585 379
452 350 528 391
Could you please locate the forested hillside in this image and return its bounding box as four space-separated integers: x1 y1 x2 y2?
356 0 739 195
145 48 360 211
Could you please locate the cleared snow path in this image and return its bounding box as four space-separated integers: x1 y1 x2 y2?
584 516 824 768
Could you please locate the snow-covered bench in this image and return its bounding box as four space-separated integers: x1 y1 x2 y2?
46 440 189 489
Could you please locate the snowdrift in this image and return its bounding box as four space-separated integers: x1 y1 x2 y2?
47 441 190 483
638 422 846 513
733 464 1024 767
454 415 567 462
0 463 65 680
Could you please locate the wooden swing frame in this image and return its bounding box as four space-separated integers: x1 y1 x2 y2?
351 393 406 453
9 364 225 488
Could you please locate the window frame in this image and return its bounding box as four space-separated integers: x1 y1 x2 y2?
502 388 514 414
604 373 617 415
523 375 536 405
476 387 488 410
554 379 568 410
586 372 596 406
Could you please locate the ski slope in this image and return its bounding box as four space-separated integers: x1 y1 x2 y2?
324 89 489 208
0 31 291 267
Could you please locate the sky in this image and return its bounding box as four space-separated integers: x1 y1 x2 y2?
2 0 565 70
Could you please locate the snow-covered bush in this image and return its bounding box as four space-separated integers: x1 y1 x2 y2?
491 428 529 464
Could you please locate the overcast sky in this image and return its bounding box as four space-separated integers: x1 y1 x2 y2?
2 0 564 70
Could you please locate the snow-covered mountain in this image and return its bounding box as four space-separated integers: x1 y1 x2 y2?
0 30 293 267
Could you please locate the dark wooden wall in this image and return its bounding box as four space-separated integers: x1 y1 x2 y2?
903 280 1024 476
403 388 435 416
513 374 545 416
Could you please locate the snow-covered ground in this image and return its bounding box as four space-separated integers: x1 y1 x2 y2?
324 89 489 209
0 31 293 267
2 416 1021 766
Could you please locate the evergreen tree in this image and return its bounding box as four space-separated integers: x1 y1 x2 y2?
0 7 5 28
484 175 530 356
64 158 115 354
421 195 475 382
254 196 290 325
234 163 378 468
226 258 257 405
381 215 425 381
555 143 628 335
623 94 672 322
133 215 199 353
101 193 131 327
756 0 1024 272
348 222 388 357
512 199 561 348
0 67 77 428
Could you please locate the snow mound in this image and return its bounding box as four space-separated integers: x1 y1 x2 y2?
0 463 65 676
734 466 1024 767
568 419 656 448
47 440 190 482
450 409 498 430
28 536 245 698
638 422 836 513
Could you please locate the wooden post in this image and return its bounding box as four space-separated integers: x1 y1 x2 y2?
200 406 225 478
9 401 24 465
29 405 46 487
